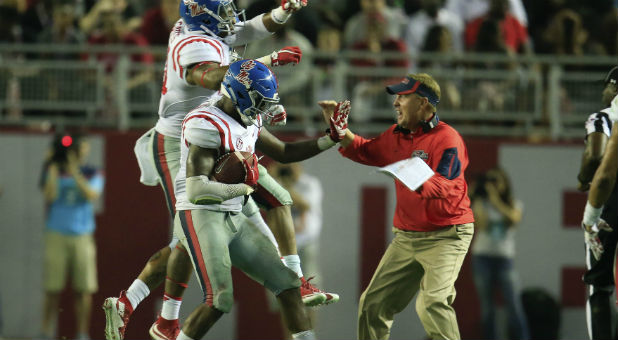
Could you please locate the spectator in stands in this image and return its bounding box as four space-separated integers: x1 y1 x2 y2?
404 0 464 58
40 133 104 340
446 0 528 26
343 0 407 48
244 21 313 110
471 19 519 112
540 8 591 56
140 0 178 46
87 5 154 117
464 0 531 55
20 0 54 43
418 25 462 109
37 3 85 52
80 0 141 36
349 11 409 123
597 6 617 55
0 2 21 43
470 167 529 340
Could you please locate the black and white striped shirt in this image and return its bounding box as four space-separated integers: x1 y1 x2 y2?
585 108 613 139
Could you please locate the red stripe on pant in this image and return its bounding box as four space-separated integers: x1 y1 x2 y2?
156 133 177 215
182 211 214 306
360 186 388 294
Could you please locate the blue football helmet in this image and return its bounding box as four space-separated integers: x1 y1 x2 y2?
179 0 244 37
221 59 280 126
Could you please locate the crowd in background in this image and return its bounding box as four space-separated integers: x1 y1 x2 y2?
0 0 617 125
0 0 616 58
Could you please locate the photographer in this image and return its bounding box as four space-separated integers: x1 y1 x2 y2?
40 133 104 340
470 167 529 340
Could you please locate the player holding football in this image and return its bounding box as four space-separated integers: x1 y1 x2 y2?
102 1 337 339
174 59 344 340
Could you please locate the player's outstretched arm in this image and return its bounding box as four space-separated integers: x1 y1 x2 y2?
262 0 307 31
186 62 229 90
256 128 330 163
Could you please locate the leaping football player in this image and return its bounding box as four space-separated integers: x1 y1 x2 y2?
102 1 338 339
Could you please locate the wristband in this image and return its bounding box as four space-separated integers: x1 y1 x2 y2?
583 201 604 227
317 135 336 150
271 7 292 24
256 54 273 66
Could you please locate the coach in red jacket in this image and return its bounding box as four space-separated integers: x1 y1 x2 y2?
320 73 474 340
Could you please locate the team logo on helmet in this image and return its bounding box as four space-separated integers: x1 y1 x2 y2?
235 60 257 88
184 0 207 17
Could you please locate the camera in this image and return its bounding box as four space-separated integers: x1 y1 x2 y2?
51 133 79 164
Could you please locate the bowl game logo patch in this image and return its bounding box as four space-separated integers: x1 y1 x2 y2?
412 150 428 160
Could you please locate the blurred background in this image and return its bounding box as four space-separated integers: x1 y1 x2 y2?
0 0 617 339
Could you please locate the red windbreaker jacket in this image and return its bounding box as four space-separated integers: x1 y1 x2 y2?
339 122 474 231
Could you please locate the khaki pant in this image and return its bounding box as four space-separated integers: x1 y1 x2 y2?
44 231 98 293
358 223 474 340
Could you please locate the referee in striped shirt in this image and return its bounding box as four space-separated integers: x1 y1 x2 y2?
577 65 618 340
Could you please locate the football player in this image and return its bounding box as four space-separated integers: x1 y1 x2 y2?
102 1 337 340
174 59 343 340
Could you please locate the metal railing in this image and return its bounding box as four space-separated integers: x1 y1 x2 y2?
0 43 616 139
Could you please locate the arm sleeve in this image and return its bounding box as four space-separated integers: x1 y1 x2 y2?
418 132 466 199
338 131 391 167
230 14 272 47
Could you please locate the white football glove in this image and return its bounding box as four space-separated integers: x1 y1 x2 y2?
609 93 618 122
265 105 287 126
582 219 612 260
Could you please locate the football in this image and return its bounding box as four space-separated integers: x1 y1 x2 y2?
212 151 255 184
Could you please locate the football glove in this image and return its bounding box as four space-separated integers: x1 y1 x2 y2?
329 100 350 142
271 46 302 67
281 0 307 12
582 219 612 260
265 105 287 126
243 154 259 188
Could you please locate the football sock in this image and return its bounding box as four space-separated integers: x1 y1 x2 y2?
161 294 182 320
247 212 279 248
292 330 316 339
282 255 303 278
177 330 194 340
126 279 150 310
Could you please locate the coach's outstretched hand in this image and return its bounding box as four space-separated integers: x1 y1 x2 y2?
318 100 351 142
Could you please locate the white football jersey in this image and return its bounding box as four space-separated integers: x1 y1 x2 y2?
155 19 233 138
175 104 262 212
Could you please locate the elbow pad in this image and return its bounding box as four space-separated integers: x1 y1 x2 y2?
186 176 254 205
